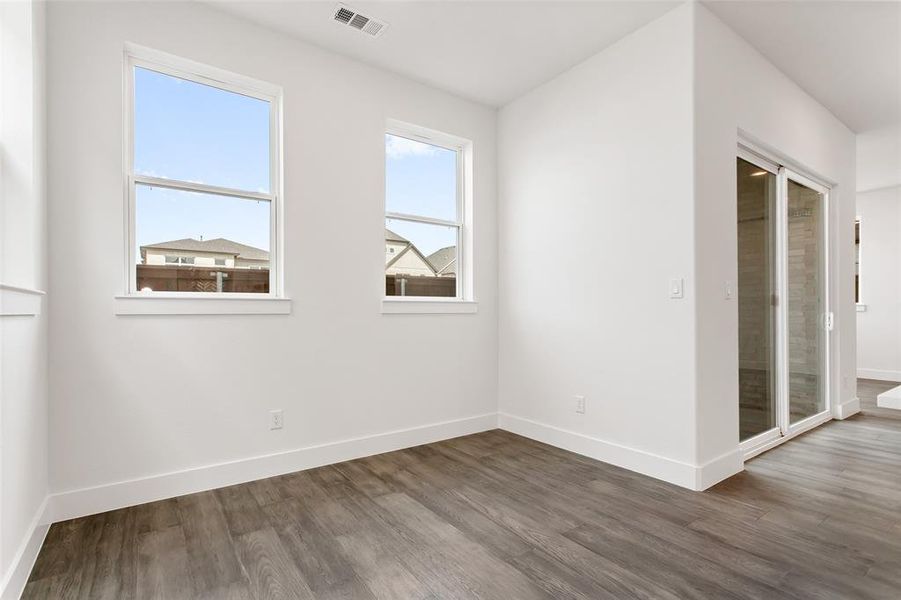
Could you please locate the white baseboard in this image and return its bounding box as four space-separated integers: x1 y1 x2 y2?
0 497 50 600
835 397 861 419
45 413 498 524
857 368 901 383
497 412 742 491
696 447 744 490
876 385 901 410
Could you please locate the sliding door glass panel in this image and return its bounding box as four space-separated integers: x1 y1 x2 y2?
737 158 778 441
787 178 827 423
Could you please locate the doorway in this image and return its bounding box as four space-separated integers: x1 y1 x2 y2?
737 148 832 457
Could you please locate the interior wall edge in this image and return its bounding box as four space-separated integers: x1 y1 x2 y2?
834 397 861 420
0 497 49 600
43 412 497 524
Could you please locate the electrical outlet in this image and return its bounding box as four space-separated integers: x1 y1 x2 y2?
269 409 284 430
575 395 586 414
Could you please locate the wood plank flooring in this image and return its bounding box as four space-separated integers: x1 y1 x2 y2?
25 382 901 599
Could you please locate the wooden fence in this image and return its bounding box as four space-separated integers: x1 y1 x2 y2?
137 265 269 293
386 274 456 297
137 266 455 297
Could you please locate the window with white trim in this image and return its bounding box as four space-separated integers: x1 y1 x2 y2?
126 47 281 296
384 124 468 299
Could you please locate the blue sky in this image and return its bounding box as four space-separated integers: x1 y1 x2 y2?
385 134 457 256
135 67 456 259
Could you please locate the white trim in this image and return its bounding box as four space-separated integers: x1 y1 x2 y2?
124 43 281 99
876 387 901 410
133 175 274 203
0 283 46 316
744 412 833 460
0 497 50 600
115 295 291 315
381 299 478 314
43 413 497 523
857 368 901 382
696 448 744 491
385 212 460 229
835 397 862 418
739 427 781 457
497 413 741 491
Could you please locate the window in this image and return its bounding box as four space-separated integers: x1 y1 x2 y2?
125 47 281 297
384 123 469 301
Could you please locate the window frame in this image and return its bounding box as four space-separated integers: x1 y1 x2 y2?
123 44 284 300
384 120 472 304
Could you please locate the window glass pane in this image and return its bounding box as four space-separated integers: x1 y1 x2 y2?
134 67 270 193
136 183 270 293
787 179 827 423
385 134 457 221
736 157 777 441
385 218 457 298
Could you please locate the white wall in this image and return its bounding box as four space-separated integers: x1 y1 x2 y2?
857 127 901 193
0 0 49 597
694 3 858 467
46 1 497 509
498 4 700 486
856 185 901 381
498 2 857 489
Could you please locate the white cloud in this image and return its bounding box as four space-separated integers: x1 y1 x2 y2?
386 134 437 159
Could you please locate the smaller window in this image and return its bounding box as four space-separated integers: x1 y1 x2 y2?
215 258 226 266
384 123 468 300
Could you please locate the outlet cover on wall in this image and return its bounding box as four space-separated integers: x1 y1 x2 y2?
269 409 284 430
575 395 586 414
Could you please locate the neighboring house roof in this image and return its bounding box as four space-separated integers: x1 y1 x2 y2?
141 238 269 261
385 228 409 243
427 246 457 275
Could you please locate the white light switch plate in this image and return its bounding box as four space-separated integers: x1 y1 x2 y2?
669 278 684 299
725 280 735 300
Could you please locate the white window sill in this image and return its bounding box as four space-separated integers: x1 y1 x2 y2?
0 283 46 316
115 295 291 315
381 298 478 314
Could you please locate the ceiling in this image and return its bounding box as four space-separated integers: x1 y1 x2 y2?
209 1 899 134
207 1 680 107
704 1 900 134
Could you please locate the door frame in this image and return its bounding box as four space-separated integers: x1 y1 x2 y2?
737 144 834 459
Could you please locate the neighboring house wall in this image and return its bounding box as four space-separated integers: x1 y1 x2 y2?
856 185 901 381
234 257 268 269
387 248 435 276
145 249 237 267
385 239 406 262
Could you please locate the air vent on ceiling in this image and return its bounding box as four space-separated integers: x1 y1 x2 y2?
333 4 388 38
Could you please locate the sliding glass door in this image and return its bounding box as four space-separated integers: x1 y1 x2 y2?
786 177 828 425
737 151 831 452
737 157 777 441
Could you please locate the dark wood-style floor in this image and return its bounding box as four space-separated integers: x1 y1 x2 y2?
25 381 901 599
